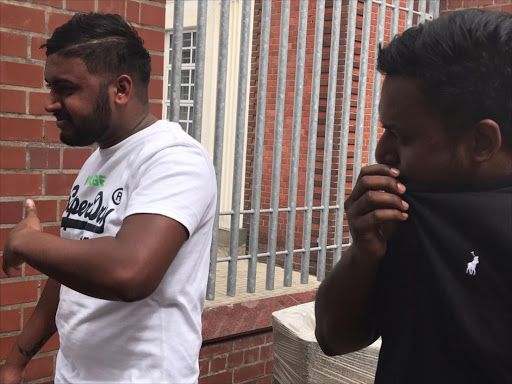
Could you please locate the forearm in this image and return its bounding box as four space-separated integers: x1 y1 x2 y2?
11 229 137 301
5 279 60 369
315 245 380 355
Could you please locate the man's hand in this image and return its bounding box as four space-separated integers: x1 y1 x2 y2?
344 164 408 260
2 200 41 277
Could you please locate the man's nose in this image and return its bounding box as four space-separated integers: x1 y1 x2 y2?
375 138 399 167
44 93 62 114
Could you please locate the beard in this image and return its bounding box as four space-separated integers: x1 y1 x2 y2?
58 84 112 147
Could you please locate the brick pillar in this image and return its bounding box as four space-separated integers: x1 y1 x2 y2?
0 0 165 381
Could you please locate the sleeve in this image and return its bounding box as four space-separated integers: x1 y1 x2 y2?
123 143 216 237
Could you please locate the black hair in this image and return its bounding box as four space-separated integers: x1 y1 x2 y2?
42 13 151 101
377 9 512 144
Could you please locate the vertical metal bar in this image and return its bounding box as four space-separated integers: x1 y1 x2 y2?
406 0 414 29
284 0 308 287
392 0 400 38
352 0 372 187
247 0 272 293
429 0 439 19
206 0 231 301
226 0 252 297
301 0 325 284
418 0 427 24
191 0 207 141
333 0 357 266
169 0 184 122
390 0 400 40
266 0 290 290
317 0 342 280
369 0 386 166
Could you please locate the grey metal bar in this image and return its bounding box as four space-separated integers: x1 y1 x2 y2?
352 0 373 187
247 0 272 294
220 204 340 216
429 0 440 19
406 0 414 29
169 0 184 122
266 0 291 290
333 0 358 266
226 0 252 297
301 0 325 284
284 0 308 287
368 0 386 166
392 0 400 38
418 0 427 24
206 0 231 301
317 0 342 280
218 243 352 263
191 0 207 141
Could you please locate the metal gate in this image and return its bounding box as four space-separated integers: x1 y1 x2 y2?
166 0 439 300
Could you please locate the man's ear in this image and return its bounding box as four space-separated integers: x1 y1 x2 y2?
113 75 133 105
468 119 502 163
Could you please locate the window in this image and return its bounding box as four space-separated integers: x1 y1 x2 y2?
165 31 196 133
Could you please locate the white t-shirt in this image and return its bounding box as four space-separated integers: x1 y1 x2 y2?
54 120 217 383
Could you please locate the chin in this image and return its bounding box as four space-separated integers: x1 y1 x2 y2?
60 133 96 147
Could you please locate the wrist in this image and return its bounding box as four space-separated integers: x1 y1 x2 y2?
5 343 31 369
9 227 38 260
348 243 384 266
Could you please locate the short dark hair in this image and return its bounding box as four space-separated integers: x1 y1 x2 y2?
42 13 151 100
377 9 512 145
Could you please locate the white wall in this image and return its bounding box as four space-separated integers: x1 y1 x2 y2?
165 0 254 230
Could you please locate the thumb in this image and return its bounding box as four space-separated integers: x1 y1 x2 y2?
25 199 38 219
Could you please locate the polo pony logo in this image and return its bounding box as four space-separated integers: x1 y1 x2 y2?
466 251 479 276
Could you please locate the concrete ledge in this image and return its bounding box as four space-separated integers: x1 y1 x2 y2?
202 290 317 343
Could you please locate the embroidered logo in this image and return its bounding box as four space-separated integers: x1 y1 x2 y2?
466 251 479 276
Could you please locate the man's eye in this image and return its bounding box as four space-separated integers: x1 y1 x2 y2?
384 128 397 137
51 86 75 95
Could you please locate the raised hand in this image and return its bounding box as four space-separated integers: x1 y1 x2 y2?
2 200 42 277
344 164 409 261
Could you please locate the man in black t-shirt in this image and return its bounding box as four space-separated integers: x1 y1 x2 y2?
315 9 512 384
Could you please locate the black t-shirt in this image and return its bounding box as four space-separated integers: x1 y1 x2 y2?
374 177 512 384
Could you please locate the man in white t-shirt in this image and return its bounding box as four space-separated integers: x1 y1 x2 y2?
1 13 216 383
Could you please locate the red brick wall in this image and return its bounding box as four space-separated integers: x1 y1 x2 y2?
0 0 164 381
199 331 273 384
440 0 512 15
244 0 412 275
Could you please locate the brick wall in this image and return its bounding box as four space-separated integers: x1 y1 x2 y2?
440 0 512 15
199 331 273 384
244 0 413 275
0 0 165 381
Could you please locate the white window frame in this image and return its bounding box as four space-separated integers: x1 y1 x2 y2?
164 30 197 133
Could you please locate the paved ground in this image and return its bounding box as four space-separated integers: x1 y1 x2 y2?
205 259 321 308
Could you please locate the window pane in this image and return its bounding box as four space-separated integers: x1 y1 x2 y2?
182 50 191 64
167 85 171 100
191 69 195 84
166 105 170 120
183 33 192 48
192 50 196 64
189 106 194 121
181 86 189 100
181 70 189 84
180 106 188 121
189 86 194 101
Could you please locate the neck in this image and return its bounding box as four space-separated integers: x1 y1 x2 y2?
98 108 158 149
